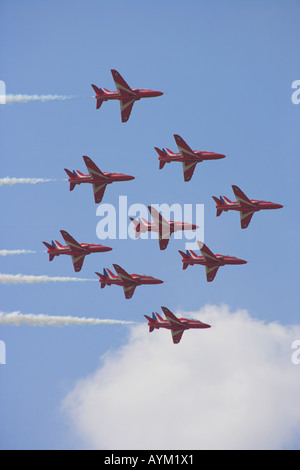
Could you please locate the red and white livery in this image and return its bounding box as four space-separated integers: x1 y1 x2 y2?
129 205 199 250
64 156 134 204
95 264 163 299
179 241 247 282
43 230 112 272
155 134 225 182
213 185 283 229
91 69 163 122
145 306 211 344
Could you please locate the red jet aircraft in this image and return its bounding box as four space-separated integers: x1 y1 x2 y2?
155 134 226 182
129 206 199 250
91 69 163 122
179 241 247 282
213 185 283 229
95 264 163 299
43 230 112 272
145 306 211 344
64 156 135 204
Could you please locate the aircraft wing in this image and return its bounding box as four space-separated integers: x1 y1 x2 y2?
113 264 137 284
197 242 219 263
158 235 170 251
161 307 185 344
240 210 255 229
92 182 107 204
83 156 109 181
161 307 183 327
148 206 172 250
205 265 219 282
182 161 197 182
122 285 137 299
120 98 136 122
174 134 196 159
232 185 255 208
170 329 185 344
148 206 170 231
71 254 86 272
60 230 85 252
111 69 135 96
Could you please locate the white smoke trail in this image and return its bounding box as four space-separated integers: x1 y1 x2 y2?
5 94 74 104
0 177 57 186
0 273 97 284
0 311 135 327
0 250 36 256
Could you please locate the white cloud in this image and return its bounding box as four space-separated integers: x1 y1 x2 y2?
62 304 300 450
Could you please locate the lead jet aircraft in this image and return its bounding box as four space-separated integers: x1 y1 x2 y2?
213 185 283 229
129 206 198 250
145 306 211 344
179 241 247 282
154 134 225 182
64 155 135 204
43 230 112 272
95 264 163 299
91 69 163 122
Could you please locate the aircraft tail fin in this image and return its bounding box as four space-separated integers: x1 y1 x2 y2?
163 148 175 156
222 195 233 204
188 250 198 258
154 311 164 322
91 85 107 109
212 196 225 217
74 170 85 177
154 147 165 157
178 249 191 270
103 268 115 279
95 271 107 288
91 84 105 95
178 249 187 257
42 242 56 261
64 168 74 178
144 314 156 332
42 241 52 250
212 196 223 205
154 148 167 170
53 240 64 249
64 169 77 190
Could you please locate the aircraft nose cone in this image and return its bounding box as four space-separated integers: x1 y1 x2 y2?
276 204 283 209
155 91 164 97
155 278 164 284
126 175 135 181
192 224 199 230
103 246 113 252
239 259 247 264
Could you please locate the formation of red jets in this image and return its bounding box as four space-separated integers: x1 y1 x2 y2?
43 69 283 343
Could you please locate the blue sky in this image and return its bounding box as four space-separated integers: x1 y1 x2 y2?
0 0 299 450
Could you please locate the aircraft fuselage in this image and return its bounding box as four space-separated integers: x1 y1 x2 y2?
184 254 247 267
160 151 225 164
95 89 163 102
217 201 283 212
101 274 164 287
48 244 112 258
